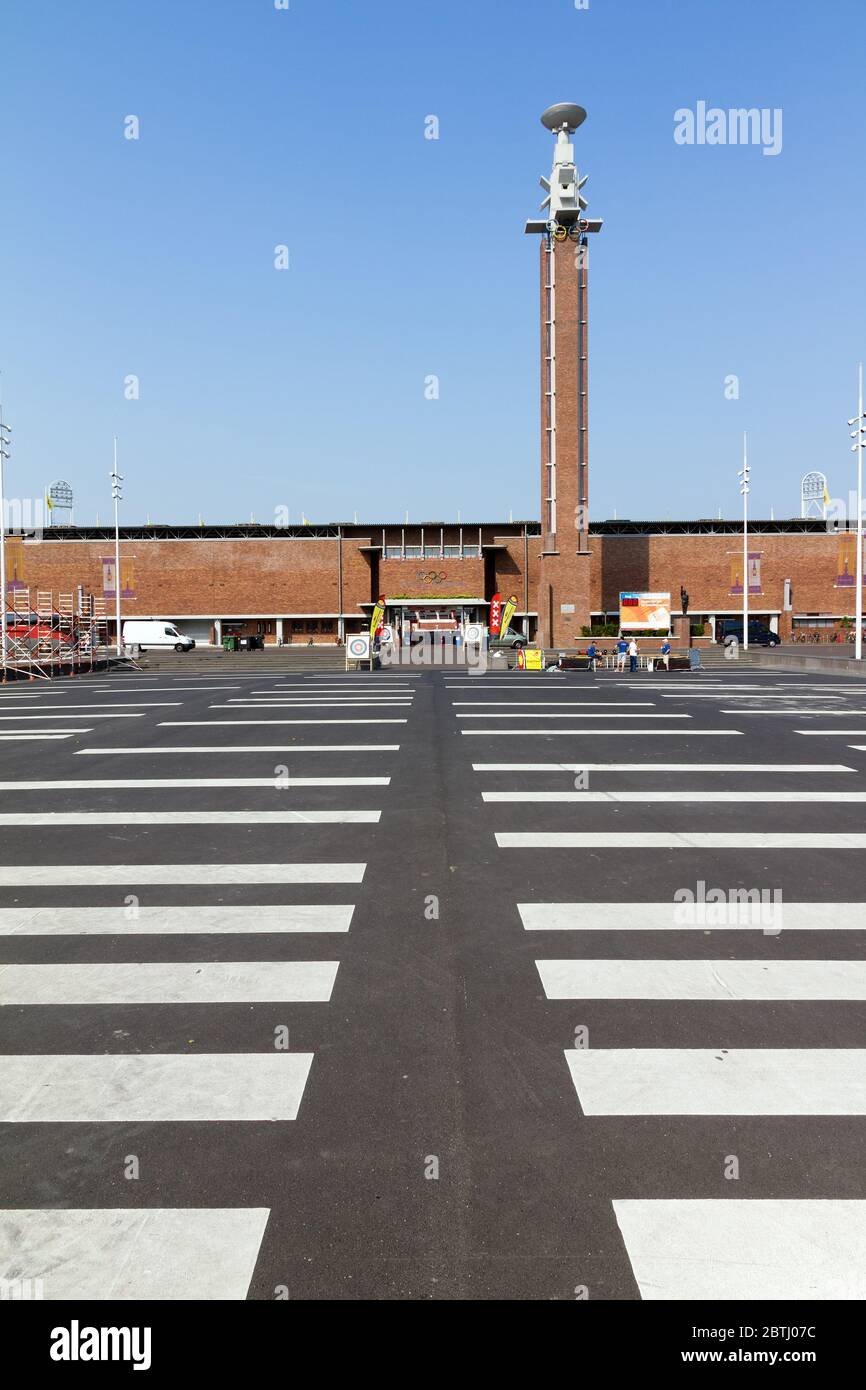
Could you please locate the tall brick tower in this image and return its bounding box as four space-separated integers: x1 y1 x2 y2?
525 104 603 647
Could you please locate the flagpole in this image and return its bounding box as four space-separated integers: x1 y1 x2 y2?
857 363 864 663
0 406 10 672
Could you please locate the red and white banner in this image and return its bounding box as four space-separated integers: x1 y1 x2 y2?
489 592 503 637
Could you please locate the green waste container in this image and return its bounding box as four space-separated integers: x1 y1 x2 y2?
222 635 238 652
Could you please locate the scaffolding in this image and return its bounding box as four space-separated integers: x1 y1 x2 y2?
1 585 120 681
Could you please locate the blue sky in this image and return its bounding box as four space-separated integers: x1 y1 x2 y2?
1 0 864 526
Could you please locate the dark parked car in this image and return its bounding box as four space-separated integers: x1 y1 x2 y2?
717 619 780 647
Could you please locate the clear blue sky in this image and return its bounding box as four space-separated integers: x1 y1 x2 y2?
1 0 864 526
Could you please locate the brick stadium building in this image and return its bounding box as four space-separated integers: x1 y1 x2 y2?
4 516 863 649
4 105 861 651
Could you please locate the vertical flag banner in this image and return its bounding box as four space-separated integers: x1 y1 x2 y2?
369 595 386 637
489 592 503 637
835 534 865 587
499 593 519 637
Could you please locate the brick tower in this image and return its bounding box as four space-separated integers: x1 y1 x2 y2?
525 104 603 647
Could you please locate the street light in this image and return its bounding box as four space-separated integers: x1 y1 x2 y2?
848 362 866 662
737 433 751 651
0 411 11 670
110 438 124 658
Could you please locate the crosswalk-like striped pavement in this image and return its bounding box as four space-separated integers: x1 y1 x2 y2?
0 1208 272 1300
0 671 404 1299
459 669 866 1300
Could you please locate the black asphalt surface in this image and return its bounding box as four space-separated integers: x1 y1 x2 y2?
1 661 865 1300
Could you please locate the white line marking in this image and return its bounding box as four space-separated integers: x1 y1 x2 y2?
160 719 407 726
457 712 689 720
724 709 866 716
463 729 742 737
451 702 656 707
0 777 390 790
613 1200 866 1301
518 902 866 931
537 959 866 999
0 810 381 826
0 713 142 720
498 832 866 849
484 790 866 803
0 733 76 741
0 702 181 709
0 905 355 935
565 1049 866 1114
797 730 866 736
0 961 340 1004
0 863 366 885
0 1054 314 1121
76 745 401 754
473 762 853 772
0 1208 271 1300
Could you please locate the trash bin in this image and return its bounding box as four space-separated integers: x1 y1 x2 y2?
222 635 238 652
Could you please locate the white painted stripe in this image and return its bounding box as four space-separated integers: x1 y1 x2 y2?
484 790 866 803
661 694 843 700
519 902 866 931
797 730 866 736
0 702 181 709
451 702 656 707
0 1207 270 1300
474 762 853 772
457 713 689 720
724 708 866 715
0 713 142 720
463 729 742 737
0 961 340 1004
0 810 381 826
0 733 76 741
0 863 366 885
76 745 401 754
0 1053 314 1121
0 777 390 790
0 904 354 935
537 959 866 999
613 1200 866 1301
160 719 407 726
498 832 866 849
565 1050 866 1114
213 702 411 709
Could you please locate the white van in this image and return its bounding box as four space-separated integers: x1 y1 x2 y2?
122 620 196 652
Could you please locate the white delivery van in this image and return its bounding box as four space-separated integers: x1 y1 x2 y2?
122 620 196 652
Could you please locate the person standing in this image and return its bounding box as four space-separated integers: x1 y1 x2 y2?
628 637 638 673
660 637 671 671
616 635 628 672
586 640 598 673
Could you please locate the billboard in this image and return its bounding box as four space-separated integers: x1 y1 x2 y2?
619 591 671 631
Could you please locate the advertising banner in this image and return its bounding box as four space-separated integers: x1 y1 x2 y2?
369 595 386 638
619 591 671 631
729 552 763 596
499 593 519 638
521 649 544 670
489 592 503 637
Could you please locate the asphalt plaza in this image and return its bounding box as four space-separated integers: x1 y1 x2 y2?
0 662 865 1300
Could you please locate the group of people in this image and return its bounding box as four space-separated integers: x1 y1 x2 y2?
583 636 672 673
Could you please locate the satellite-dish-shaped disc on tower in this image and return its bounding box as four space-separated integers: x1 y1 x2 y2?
541 103 587 133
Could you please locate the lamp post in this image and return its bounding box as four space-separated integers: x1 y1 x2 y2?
848 363 866 662
738 433 751 650
0 411 11 670
111 439 124 657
